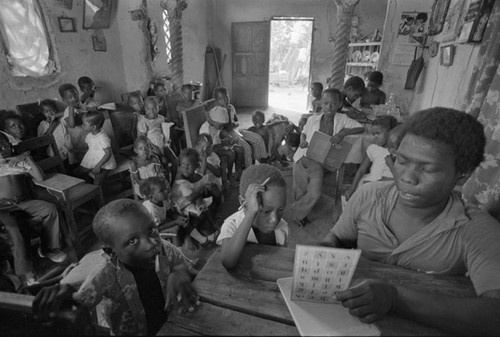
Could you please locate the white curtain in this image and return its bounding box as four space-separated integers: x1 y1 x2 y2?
0 0 54 77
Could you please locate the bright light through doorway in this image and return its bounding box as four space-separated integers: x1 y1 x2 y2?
269 18 313 121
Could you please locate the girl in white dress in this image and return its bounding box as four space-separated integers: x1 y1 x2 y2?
72 110 116 185
37 99 72 163
129 136 167 198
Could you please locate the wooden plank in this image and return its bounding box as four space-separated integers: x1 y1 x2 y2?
158 322 202 336
165 302 299 336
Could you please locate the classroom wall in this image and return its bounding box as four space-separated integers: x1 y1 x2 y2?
0 0 133 111
378 0 433 115
210 0 388 97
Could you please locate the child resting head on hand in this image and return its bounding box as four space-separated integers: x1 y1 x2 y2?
218 164 288 269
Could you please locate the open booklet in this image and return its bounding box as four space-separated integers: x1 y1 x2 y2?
277 245 380 336
305 131 352 171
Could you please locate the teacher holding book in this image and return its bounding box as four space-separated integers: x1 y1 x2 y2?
291 88 364 227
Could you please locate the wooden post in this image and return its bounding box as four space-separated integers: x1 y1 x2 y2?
327 0 360 89
160 0 188 93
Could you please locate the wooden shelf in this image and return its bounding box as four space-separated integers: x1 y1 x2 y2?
348 42 381 47
346 62 377 67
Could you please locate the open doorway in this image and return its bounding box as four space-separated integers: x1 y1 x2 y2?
269 17 313 120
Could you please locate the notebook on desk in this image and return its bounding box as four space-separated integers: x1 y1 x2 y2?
33 173 85 193
306 131 352 171
277 277 380 336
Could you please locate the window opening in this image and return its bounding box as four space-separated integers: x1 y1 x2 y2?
161 9 172 64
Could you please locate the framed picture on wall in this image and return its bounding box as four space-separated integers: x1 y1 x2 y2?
458 0 495 43
58 17 76 32
440 45 455 66
83 0 113 29
429 0 451 35
435 0 466 42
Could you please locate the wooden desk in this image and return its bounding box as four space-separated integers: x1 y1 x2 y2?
160 245 475 336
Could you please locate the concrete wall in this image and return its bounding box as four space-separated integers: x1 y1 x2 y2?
0 0 133 111
378 0 433 115
210 0 387 97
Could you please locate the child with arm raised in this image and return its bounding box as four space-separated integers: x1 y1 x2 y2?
345 115 398 200
33 199 199 336
218 164 288 269
72 110 116 185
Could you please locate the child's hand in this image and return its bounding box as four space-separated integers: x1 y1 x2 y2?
244 183 265 214
299 140 308 149
176 217 189 227
32 283 77 321
92 166 101 174
330 131 346 145
165 265 200 314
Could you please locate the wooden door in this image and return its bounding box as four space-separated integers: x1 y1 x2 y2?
231 21 270 107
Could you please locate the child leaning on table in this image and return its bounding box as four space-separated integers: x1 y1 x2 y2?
345 115 398 200
32 199 200 336
218 164 288 269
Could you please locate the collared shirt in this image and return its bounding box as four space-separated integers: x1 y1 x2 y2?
293 113 362 162
71 241 191 336
331 181 500 296
216 208 289 246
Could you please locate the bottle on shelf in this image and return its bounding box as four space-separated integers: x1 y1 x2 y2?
385 92 400 121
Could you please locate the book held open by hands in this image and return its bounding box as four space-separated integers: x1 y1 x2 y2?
306 131 352 171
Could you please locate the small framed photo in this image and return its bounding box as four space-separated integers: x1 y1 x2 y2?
92 34 107 52
440 45 455 66
58 17 76 33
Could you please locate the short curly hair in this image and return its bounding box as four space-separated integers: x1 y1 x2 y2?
239 164 286 197
372 115 398 132
83 109 105 130
139 176 168 199
179 147 199 166
404 107 485 174
58 83 78 99
39 99 59 114
92 199 150 245
344 76 366 93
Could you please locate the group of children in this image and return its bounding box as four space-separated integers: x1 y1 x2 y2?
4 71 500 335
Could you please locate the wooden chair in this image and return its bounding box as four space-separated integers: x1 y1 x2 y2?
181 99 215 148
16 135 104 255
120 90 141 103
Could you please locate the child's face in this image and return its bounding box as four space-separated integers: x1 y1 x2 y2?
181 87 192 100
251 186 286 233
372 125 389 147
321 93 342 115
41 105 57 123
253 114 265 128
154 85 167 99
134 139 150 158
128 96 144 113
82 117 95 133
196 139 212 156
3 118 25 139
0 138 13 159
365 80 380 93
215 92 229 107
145 101 159 119
310 85 322 99
63 89 80 107
344 87 363 103
393 133 460 210
79 81 94 94
106 210 162 269
150 182 170 205
179 156 196 177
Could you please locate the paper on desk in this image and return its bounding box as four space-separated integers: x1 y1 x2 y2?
277 277 380 336
98 102 116 110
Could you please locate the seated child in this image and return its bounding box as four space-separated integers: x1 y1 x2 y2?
140 177 188 247
217 164 288 269
138 96 178 181
248 110 291 162
194 134 223 208
37 99 71 163
176 84 202 112
153 81 169 117
208 87 267 167
171 148 219 247
32 198 200 336
59 83 92 163
130 136 166 197
0 132 68 282
308 82 323 113
276 131 300 167
72 110 116 185
1 113 26 146
360 71 386 108
321 108 500 335
128 92 145 142
77 76 101 107
345 115 398 200
340 76 366 120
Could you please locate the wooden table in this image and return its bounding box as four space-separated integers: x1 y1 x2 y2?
160 245 476 336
